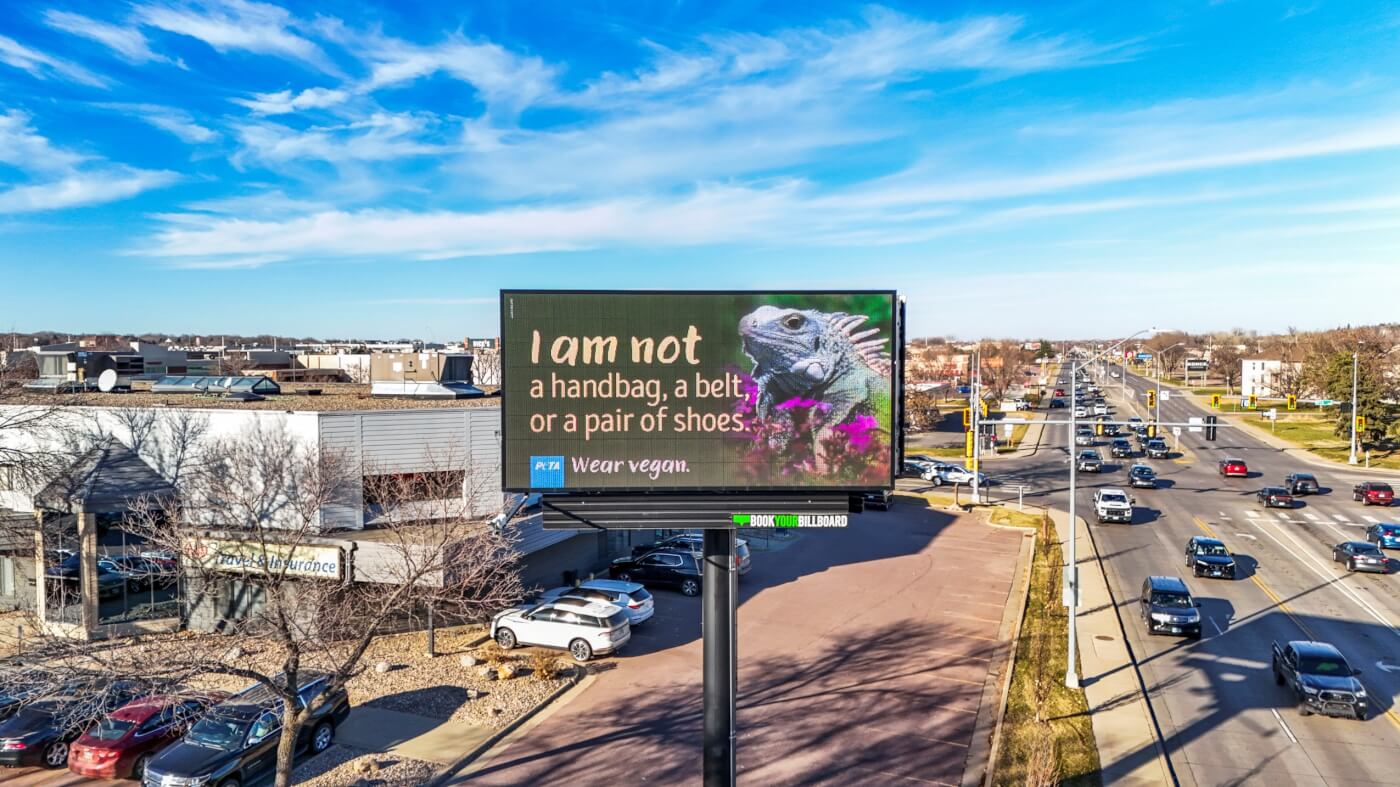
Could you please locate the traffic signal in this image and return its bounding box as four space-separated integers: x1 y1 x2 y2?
1094 422 1104 435
1211 394 1221 409
1205 415 1218 441
1248 394 1257 409
1147 424 1157 438
979 399 989 418
965 431 975 458
1287 394 1297 411
1146 389 1156 409
962 408 971 428
1357 415 1367 432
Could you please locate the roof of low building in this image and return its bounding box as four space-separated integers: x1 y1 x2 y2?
1 382 501 411
36 440 175 513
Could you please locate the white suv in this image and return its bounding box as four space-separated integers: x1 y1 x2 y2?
492 597 631 662
539 579 655 626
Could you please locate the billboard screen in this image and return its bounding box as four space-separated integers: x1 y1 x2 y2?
501 291 898 493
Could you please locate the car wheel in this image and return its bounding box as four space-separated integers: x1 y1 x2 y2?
133 753 153 779
220 779 242 787
1347 560 1357 573
569 638 594 662
128 579 143 593
495 628 517 649
1298 703 1312 717
1273 666 1284 686
310 721 334 754
615 571 633 583
680 578 701 597
42 740 68 768
931 476 942 486
1356 708 1368 721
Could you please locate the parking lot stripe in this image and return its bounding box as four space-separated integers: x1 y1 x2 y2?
1270 709 1299 745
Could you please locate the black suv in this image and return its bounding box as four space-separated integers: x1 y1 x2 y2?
0 679 144 768
1110 439 1133 458
1283 473 1320 496
609 548 703 596
1145 438 1170 459
143 673 349 787
1139 576 1201 639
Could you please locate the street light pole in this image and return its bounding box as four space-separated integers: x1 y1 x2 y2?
1066 356 1079 689
1349 350 1360 465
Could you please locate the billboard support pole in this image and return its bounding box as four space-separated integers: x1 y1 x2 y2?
703 528 737 787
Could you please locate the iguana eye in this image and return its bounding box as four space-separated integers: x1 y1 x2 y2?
782 314 804 330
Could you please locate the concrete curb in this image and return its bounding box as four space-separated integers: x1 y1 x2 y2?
425 663 588 786
969 524 1036 787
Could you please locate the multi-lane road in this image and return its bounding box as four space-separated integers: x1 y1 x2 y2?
998 364 1400 787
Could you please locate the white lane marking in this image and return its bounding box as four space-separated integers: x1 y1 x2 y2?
1333 515 1350 523
1270 708 1299 745
1303 512 1321 522
1363 515 1380 524
1275 511 1291 521
1246 509 1261 518
1248 518 1400 640
1208 616 1225 636
1322 522 1353 541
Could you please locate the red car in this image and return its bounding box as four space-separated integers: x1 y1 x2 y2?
68 692 225 780
1054 388 1066 396
1218 458 1249 477
1353 482 1394 506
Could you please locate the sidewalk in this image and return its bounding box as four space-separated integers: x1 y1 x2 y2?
1048 508 1175 786
335 706 495 765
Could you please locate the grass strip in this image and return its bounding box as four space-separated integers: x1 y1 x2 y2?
992 513 1100 787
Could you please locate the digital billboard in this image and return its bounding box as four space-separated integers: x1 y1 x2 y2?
502 291 898 493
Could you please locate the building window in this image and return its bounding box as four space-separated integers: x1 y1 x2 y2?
0 464 14 492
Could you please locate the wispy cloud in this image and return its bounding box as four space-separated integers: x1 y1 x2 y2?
0 34 107 86
95 103 219 143
135 0 335 72
0 110 89 174
231 87 349 115
230 112 448 166
0 168 179 214
44 9 181 67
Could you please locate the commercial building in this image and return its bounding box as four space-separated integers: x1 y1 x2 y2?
0 388 642 639
1241 358 1313 400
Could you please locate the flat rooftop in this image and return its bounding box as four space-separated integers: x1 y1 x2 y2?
1 382 501 412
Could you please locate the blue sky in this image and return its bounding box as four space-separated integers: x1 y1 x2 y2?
2 1 1400 340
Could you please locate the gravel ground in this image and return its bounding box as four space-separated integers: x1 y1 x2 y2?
293 744 439 787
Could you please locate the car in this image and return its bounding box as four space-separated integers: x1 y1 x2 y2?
1218 457 1249 477
1145 439 1170 459
902 460 937 482
1110 371 1121 378
609 548 703 596
1074 427 1095 446
1352 482 1394 506
1367 522 1400 550
1127 417 1143 427
45 556 129 599
143 674 350 787
1139 576 1201 639
637 532 753 575
1076 450 1103 473
539 579 655 627
96 555 176 592
70 692 227 780
0 669 55 722
0 680 144 768
492 596 631 662
1093 403 1109 416
1073 406 1089 418
1185 537 1236 579
861 489 893 511
1272 640 1367 720
1048 398 1066 408
1054 388 1066 397
1256 487 1294 509
932 463 988 486
1093 488 1133 523
1110 439 1133 458
1332 541 1388 573
1283 473 1320 496
1101 422 1121 437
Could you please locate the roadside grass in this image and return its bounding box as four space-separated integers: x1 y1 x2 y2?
990 506 1043 528
1235 413 1400 469
907 446 966 458
1195 395 1327 414
996 413 1037 454
993 513 1100 786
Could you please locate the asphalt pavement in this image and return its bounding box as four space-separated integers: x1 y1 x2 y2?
992 364 1400 787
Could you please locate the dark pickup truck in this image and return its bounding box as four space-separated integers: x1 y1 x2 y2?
1271 640 1368 719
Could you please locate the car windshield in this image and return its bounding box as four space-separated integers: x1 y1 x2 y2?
88 717 136 741
1151 592 1193 608
1101 494 1127 504
1298 656 1351 675
606 610 629 627
1197 544 1229 556
187 714 250 750
1352 543 1382 556
1132 467 1152 475
1294 475 1316 483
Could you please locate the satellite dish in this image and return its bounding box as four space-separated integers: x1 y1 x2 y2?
97 369 118 393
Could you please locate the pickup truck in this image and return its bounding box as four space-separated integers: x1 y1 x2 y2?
1094 488 1133 523
1271 640 1368 719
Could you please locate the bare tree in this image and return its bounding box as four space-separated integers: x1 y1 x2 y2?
980 341 1030 402
1210 346 1242 393
10 423 523 787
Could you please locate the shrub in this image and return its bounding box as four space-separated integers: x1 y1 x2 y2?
527 651 564 680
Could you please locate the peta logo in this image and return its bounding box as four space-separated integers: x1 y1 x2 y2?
530 456 565 488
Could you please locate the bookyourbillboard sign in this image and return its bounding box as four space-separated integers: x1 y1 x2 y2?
501 291 898 493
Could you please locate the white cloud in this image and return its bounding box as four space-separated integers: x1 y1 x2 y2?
0 34 108 86
135 0 334 71
0 110 88 174
44 10 179 66
231 87 349 115
95 103 219 143
359 34 558 114
231 112 448 165
0 168 179 214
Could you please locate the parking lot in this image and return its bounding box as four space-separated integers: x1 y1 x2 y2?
446 494 1029 786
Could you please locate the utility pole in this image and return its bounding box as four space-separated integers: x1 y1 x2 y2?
1349 350 1360 465
971 345 982 505
1065 355 1080 689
